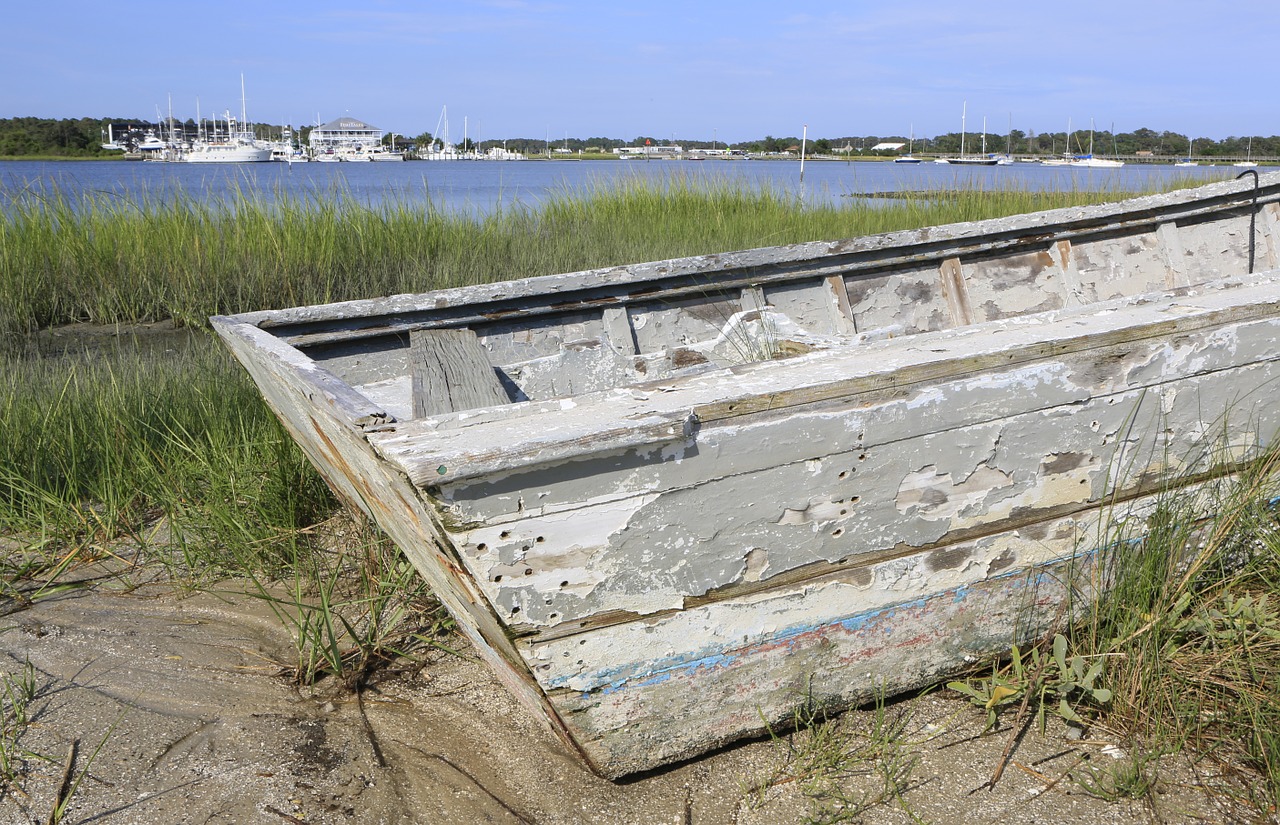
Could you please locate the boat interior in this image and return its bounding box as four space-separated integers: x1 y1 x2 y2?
249 178 1280 423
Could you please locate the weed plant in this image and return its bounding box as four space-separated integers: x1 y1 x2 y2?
1078 440 1280 810
747 690 922 824
946 437 1280 812
0 660 38 791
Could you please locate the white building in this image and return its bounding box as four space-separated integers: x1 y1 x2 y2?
615 145 683 159
309 117 384 158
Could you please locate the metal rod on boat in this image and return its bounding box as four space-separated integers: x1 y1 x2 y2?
1237 169 1260 274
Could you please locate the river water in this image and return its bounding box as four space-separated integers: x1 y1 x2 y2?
0 158 1251 216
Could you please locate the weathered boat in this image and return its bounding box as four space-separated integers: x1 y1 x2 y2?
212 173 1280 778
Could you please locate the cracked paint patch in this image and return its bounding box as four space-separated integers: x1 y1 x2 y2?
776 496 860 527
742 548 769 582
895 463 1014 520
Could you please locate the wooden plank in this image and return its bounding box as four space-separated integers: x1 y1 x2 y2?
938 256 973 326
1264 202 1280 269
410 328 512 418
601 307 636 355
1157 220 1187 288
1051 239 1086 307
823 274 857 334
531 509 1106 777
523 472 1237 777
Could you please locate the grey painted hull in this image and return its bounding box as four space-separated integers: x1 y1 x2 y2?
213 173 1280 778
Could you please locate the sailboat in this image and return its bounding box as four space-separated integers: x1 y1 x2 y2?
1041 119 1075 166
1234 137 1257 168
941 102 998 165
1174 137 1198 167
1070 120 1124 167
894 124 922 163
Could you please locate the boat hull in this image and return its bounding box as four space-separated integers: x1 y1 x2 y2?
180 144 273 163
213 174 1280 778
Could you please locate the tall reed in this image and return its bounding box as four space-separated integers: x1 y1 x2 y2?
0 336 332 578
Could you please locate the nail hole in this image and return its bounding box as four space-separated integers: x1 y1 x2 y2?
493 574 503 583
500 530 511 539
524 568 533 576
476 542 487 552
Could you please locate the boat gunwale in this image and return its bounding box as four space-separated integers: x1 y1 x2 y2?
218 174 1280 348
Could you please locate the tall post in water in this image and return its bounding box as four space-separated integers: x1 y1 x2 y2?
799 124 808 184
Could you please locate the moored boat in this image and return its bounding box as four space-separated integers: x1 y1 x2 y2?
940 102 1000 165
213 174 1280 779
180 136 272 163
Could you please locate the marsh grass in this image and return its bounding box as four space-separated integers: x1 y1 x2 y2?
1073 438 1280 810
231 513 457 688
0 175 1144 341
0 337 330 570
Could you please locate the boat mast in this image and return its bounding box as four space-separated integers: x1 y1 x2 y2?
961 101 967 158
240 74 249 140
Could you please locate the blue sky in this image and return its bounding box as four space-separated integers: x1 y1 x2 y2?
5 1 1276 143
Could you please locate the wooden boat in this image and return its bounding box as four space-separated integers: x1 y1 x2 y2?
212 173 1280 779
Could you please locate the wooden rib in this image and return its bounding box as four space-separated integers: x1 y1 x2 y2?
938 257 974 327
411 328 512 418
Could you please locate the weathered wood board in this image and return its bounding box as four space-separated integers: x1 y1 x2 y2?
213 173 1280 778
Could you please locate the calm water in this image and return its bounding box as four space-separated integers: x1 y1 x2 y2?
0 158 1252 215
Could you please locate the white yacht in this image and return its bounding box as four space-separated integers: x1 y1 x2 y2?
171 78 273 163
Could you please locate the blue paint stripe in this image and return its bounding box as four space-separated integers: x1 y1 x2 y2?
554 549 1101 696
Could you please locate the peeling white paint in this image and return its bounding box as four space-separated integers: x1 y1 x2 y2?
896 463 1015 520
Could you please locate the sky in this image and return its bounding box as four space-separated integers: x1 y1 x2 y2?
4 1 1277 145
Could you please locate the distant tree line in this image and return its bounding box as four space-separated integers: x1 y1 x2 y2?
2 117 1277 159
807 128 1279 159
